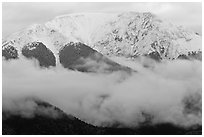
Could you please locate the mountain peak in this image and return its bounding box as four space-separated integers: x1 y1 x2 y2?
3 12 202 62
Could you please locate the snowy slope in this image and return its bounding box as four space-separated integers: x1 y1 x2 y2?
92 12 201 59
45 13 116 45
2 12 202 62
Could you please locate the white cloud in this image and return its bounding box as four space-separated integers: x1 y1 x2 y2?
2 57 202 127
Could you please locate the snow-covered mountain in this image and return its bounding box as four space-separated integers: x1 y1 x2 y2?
2 12 202 64
2 12 202 135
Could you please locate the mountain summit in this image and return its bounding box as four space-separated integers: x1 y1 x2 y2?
2 12 202 64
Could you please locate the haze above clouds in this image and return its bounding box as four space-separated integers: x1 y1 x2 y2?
2 2 202 38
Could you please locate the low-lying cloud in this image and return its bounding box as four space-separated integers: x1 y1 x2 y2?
2 57 202 128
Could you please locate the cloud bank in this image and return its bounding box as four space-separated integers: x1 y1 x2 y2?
2 57 202 128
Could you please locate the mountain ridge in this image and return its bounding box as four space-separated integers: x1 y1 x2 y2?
3 12 202 62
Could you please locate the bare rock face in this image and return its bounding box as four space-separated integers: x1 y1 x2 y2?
22 42 56 67
2 42 18 60
177 51 202 61
59 42 133 73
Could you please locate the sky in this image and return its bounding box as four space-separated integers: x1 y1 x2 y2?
2 2 202 38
